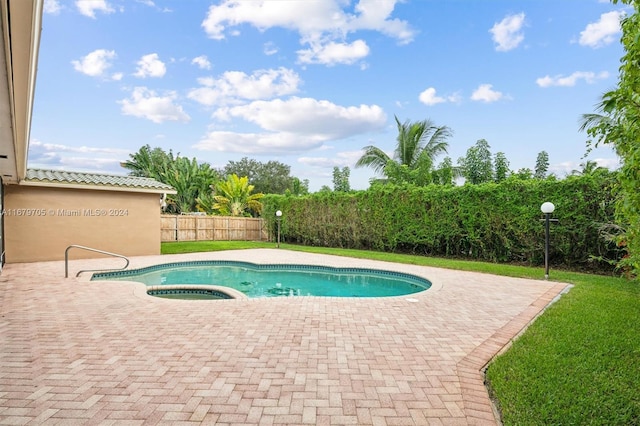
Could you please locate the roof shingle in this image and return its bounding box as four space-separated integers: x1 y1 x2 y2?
24 168 175 193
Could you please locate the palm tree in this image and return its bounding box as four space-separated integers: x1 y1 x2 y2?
355 116 452 185
121 145 174 180
571 160 607 176
578 95 619 157
203 174 264 217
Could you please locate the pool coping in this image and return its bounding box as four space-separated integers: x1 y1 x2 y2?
91 260 433 299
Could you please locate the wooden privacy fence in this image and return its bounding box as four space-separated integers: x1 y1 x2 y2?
161 215 268 242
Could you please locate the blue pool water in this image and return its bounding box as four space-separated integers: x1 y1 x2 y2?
92 261 431 298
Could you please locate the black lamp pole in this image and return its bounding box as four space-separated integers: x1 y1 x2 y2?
540 202 557 280
544 211 551 279
276 210 282 248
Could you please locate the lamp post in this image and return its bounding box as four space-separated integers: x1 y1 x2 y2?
540 202 557 280
275 210 282 248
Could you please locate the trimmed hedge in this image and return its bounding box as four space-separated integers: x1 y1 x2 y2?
264 173 621 272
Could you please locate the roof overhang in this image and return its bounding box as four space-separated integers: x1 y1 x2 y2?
0 0 43 184
18 179 177 195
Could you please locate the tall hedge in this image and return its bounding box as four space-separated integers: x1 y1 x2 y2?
263 173 621 272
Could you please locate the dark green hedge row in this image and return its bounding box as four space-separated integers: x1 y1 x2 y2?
263 174 621 272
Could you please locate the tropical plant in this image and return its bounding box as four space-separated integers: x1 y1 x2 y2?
121 144 175 180
578 0 639 276
122 145 219 213
162 157 219 213
570 160 607 176
355 115 452 186
207 174 264 217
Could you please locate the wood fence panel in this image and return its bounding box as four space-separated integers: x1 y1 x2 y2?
160 216 177 241
177 216 196 241
161 215 267 242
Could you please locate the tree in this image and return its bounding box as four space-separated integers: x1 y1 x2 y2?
122 145 218 213
494 152 510 182
534 151 549 179
332 167 351 192
204 174 264 217
163 157 219 213
580 0 640 275
356 115 452 185
513 168 533 180
288 177 309 196
224 157 295 194
458 139 493 184
570 160 606 176
121 144 175 180
432 157 460 186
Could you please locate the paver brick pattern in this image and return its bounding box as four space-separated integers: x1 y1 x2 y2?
0 249 568 425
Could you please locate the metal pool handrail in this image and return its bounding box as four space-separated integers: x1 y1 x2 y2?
64 244 130 278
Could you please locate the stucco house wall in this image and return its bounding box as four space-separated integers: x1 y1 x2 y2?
3 169 175 263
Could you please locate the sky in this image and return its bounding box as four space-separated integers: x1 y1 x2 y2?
29 0 627 191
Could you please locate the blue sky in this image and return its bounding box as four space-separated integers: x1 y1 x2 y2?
30 0 625 191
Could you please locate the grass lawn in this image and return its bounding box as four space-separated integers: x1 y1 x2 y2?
162 241 640 424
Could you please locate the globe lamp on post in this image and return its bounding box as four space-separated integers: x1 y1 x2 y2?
540 202 557 280
275 210 282 248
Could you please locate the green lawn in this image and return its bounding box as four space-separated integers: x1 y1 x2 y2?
161 241 640 424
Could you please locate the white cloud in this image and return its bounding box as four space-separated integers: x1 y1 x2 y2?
489 12 525 52
75 0 114 18
418 87 460 106
201 0 414 65
579 10 624 48
71 49 116 78
593 157 621 169
44 0 62 14
191 55 212 70
297 40 370 66
195 97 386 154
471 84 504 103
298 151 362 168
194 131 324 154
188 67 301 106
134 53 166 78
119 87 190 123
214 97 386 138
536 71 609 87
263 42 278 56
28 139 129 172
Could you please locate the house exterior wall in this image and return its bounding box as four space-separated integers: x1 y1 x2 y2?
3 184 161 263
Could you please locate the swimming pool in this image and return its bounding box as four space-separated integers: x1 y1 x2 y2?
92 261 431 298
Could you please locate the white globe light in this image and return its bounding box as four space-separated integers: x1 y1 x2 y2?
540 202 555 214
276 210 282 217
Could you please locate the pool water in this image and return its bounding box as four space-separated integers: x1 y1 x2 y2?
92 261 431 298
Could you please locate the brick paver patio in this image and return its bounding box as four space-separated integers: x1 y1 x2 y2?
0 249 569 425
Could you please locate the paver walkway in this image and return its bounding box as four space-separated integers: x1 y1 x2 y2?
0 249 569 425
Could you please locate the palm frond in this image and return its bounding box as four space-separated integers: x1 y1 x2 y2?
355 146 392 174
